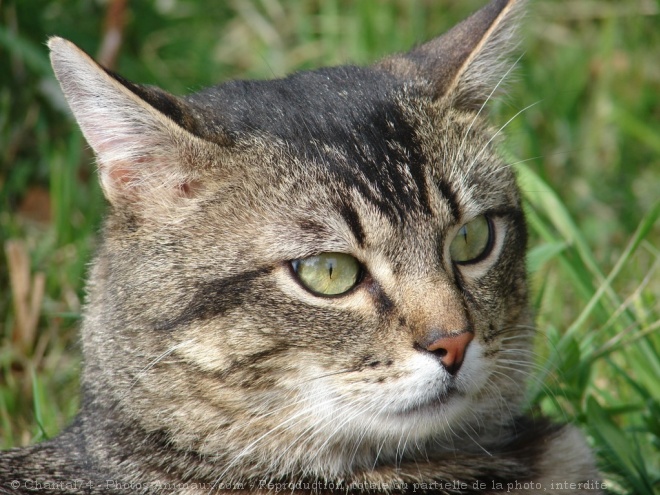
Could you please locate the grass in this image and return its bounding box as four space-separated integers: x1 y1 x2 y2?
1 0 658 492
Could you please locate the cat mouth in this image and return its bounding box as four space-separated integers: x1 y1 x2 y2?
392 388 459 416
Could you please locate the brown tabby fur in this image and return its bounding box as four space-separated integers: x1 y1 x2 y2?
0 1 602 493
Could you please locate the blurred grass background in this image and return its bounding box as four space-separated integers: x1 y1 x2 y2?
0 0 658 493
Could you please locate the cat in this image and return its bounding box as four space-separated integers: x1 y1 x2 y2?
0 0 602 493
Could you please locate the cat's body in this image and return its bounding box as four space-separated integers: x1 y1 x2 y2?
0 1 602 493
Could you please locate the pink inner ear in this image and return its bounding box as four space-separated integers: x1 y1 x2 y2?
107 162 138 186
179 182 191 196
177 179 202 198
101 162 144 203
91 133 191 202
101 155 201 203
101 151 149 197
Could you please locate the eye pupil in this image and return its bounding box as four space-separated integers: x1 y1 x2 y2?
292 253 361 296
460 225 468 243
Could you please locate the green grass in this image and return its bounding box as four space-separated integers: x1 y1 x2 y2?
1 1 658 493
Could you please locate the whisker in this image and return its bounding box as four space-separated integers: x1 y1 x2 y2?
468 99 543 175
309 398 380 464
396 424 414 469
122 339 196 399
272 394 364 472
347 398 394 468
457 420 492 457
456 52 525 163
210 392 343 486
299 367 357 383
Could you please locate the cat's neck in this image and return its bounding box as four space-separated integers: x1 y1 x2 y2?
5 404 598 495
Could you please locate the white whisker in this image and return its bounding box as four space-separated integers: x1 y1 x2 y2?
122 339 196 399
468 99 542 175
456 52 525 162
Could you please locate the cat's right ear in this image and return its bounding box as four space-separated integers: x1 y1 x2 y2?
378 0 524 110
48 37 224 211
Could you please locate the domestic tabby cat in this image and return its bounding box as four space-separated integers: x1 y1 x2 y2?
0 0 602 493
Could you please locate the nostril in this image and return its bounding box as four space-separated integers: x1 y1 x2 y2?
422 331 473 375
429 347 448 359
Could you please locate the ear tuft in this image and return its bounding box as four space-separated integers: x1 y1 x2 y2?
48 37 212 210
377 0 525 109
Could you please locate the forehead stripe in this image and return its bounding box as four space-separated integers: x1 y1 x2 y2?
437 178 460 220
337 200 366 247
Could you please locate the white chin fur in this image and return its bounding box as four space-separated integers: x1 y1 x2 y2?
298 341 488 450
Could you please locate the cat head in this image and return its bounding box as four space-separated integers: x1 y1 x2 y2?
50 0 529 480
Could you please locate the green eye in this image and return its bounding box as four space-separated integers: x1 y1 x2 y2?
449 215 492 264
292 253 361 296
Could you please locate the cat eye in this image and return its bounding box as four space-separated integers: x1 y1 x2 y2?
449 215 493 264
291 253 362 296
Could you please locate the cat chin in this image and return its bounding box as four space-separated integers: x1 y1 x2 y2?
294 340 491 444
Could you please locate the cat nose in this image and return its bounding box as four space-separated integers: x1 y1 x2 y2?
424 331 474 375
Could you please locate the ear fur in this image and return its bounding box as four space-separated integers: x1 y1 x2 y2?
48 37 218 209
377 0 524 109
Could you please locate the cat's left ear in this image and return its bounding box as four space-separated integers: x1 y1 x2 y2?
377 0 524 109
48 37 226 212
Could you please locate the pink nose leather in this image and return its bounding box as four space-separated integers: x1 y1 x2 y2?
426 331 474 375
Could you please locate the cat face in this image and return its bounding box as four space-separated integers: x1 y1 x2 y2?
50 0 529 481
